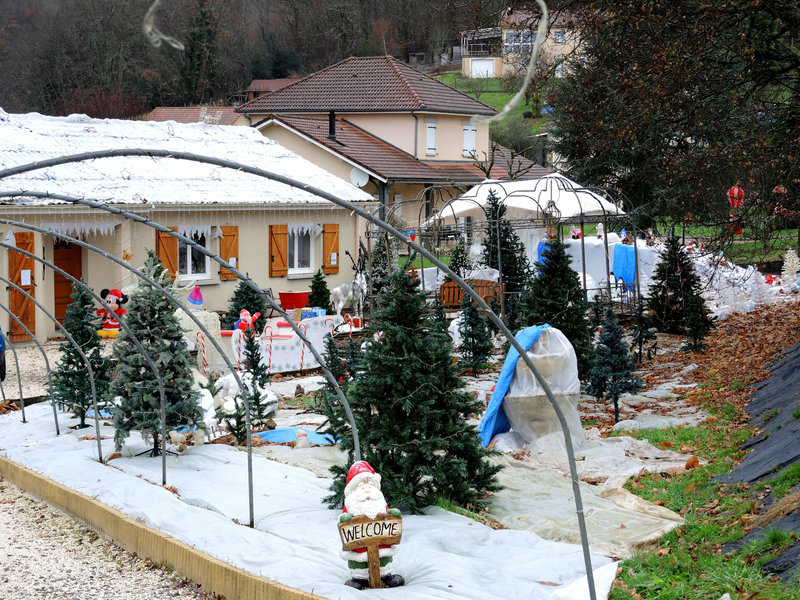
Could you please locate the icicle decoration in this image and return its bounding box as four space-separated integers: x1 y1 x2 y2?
288 222 322 237
41 221 120 239
178 225 211 240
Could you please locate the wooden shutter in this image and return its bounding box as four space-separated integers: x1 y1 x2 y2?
218 226 239 281
269 224 288 277
322 223 339 274
8 232 36 341
155 227 178 281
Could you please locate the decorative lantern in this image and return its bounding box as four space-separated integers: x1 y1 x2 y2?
728 185 744 208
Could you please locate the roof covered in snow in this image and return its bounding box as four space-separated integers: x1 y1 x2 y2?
0 108 374 208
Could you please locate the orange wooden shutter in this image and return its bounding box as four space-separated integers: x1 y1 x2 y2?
322 224 340 274
218 226 239 281
269 224 288 277
8 232 36 341
155 227 178 280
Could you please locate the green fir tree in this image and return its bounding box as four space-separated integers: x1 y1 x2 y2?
681 294 714 352
458 297 493 376
444 236 472 283
111 251 203 456
586 304 644 423
369 233 395 302
51 279 112 428
317 333 352 443
522 239 595 379
429 295 448 335
307 269 331 312
324 270 502 512
481 189 530 327
647 236 712 336
218 328 276 444
223 276 269 333
630 298 658 363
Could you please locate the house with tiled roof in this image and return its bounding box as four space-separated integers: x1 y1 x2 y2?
146 106 247 127
236 56 509 228
244 78 300 102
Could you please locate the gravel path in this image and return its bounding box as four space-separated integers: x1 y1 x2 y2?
0 476 220 600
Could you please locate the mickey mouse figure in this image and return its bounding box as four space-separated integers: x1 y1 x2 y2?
97 288 128 339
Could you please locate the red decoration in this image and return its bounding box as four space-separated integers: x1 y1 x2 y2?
773 185 787 195
728 185 744 208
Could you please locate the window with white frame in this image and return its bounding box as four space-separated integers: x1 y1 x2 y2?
553 30 567 43
463 123 477 157
178 226 210 279
555 55 566 78
287 222 319 274
426 120 437 156
503 30 534 54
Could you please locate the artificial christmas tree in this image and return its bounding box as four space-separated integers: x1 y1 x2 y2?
317 333 352 443
308 269 332 311
369 233 395 303
444 236 472 283
324 270 501 512
586 304 643 423
647 236 711 335
781 249 800 293
458 296 493 376
51 279 112 428
522 239 595 379
630 297 658 364
111 251 204 455
481 189 530 327
223 276 269 333
218 327 277 443
681 294 714 352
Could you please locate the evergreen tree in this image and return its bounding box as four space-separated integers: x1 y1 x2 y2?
369 233 395 302
218 328 276 444
317 333 352 443
630 298 658 363
681 294 714 352
111 251 204 456
444 236 472 283
586 305 644 423
223 276 269 333
324 270 502 512
51 279 112 428
458 297 493 376
647 236 712 336
522 240 595 379
429 295 448 335
307 269 331 312
481 189 530 328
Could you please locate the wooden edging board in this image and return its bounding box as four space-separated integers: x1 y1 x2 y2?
0 455 324 600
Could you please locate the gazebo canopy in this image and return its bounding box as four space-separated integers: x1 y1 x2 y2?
426 173 624 224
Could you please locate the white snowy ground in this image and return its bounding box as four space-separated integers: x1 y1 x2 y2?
0 403 617 600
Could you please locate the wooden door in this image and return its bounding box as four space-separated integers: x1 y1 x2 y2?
8 232 35 341
53 241 83 325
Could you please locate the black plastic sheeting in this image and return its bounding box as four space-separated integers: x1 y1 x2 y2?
717 342 800 582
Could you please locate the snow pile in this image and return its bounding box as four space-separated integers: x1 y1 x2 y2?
0 403 616 600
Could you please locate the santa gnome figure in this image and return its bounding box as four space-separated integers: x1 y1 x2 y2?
339 461 405 590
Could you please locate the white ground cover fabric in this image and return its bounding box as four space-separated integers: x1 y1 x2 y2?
0 403 616 600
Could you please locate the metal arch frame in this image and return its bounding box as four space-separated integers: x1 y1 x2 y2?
0 273 105 461
0 190 363 465
0 324 29 423
0 304 58 434
0 219 261 528
0 149 598 598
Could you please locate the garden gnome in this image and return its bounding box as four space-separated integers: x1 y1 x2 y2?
339 461 404 590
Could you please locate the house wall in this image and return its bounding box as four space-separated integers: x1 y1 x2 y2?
461 57 503 78
0 205 365 343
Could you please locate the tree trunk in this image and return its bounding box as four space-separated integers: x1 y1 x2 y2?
151 431 161 457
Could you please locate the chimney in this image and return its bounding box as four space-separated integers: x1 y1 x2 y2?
328 110 336 141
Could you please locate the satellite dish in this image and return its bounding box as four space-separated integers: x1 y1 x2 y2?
350 167 369 188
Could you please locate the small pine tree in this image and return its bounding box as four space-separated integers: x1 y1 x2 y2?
458 297 493 376
429 295 448 335
223 276 269 333
218 328 276 443
111 251 203 456
630 297 658 363
51 279 112 428
586 305 644 423
317 333 351 442
308 269 331 312
681 294 713 352
522 239 595 379
324 270 502 512
444 236 472 283
369 233 395 301
481 189 530 327
647 236 708 335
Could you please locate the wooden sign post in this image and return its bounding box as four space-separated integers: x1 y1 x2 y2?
338 513 403 589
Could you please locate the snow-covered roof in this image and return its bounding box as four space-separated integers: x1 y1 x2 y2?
0 108 374 207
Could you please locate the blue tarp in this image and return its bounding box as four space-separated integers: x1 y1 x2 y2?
478 324 550 447
253 427 337 445
612 244 636 284
537 241 550 265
